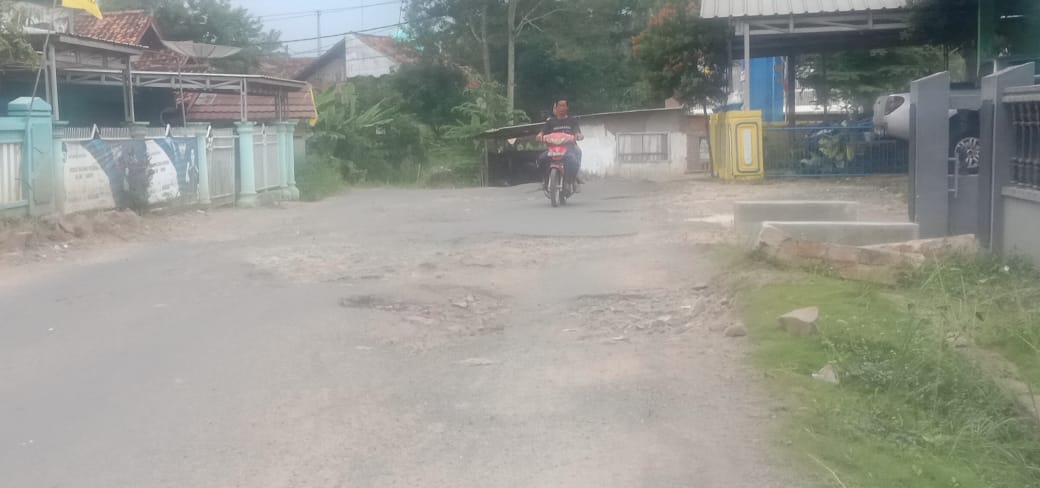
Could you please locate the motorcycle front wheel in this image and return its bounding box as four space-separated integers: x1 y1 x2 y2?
548 168 562 207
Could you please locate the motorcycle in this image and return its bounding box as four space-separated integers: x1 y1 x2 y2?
541 132 578 207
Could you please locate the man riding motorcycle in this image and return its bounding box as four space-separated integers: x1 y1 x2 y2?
536 99 584 191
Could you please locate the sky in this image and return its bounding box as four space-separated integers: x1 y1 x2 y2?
230 0 405 57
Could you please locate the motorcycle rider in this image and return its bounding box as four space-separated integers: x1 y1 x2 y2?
536 98 584 191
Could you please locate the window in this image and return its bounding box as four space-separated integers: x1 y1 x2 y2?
617 133 669 162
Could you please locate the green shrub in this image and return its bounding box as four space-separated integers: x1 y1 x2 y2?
295 156 344 202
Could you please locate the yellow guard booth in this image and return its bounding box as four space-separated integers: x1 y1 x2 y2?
709 110 764 181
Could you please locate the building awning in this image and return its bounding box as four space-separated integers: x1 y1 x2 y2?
700 0 908 19
57 68 307 94
702 0 912 58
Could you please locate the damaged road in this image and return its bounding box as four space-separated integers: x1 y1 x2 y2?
0 179 804 488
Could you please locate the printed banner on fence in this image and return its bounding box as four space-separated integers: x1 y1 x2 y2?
62 136 198 214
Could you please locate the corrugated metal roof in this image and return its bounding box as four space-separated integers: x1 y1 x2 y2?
701 0 908 19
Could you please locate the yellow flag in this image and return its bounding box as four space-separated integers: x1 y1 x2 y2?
308 87 319 127
62 0 103 19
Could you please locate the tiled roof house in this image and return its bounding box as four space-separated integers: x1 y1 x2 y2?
72 10 316 124
73 10 204 71
297 33 416 91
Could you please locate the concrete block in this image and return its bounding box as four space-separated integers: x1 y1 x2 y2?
735 200 858 239
754 223 925 285
863 235 978 258
759 221 919 246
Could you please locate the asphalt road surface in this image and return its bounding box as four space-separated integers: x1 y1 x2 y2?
0 179 802 488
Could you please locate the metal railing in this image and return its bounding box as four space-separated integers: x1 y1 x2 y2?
1010 100 1040 189
0 142 24 205
253 124 282 192
63 124 187 142
763 125 908 177
208 127 236 202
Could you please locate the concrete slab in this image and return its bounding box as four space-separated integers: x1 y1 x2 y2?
759 221 920 246
734 200 858 239
755 223 925 285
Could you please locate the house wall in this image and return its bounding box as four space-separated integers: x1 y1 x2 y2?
577 111 688 180
344 34 398 78
304 34 400 90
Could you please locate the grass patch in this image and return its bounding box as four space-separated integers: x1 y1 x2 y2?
742 274 1040 487
296 156 345 202
907 255 1040 389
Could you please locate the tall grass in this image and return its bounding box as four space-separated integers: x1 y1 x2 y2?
907 255 1040 387
743 257 1040 487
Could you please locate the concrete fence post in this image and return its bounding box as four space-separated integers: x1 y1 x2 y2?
52 121 68 215
909 72 951 238
8 97 54 216
285 121 299 201
275 122 290 198
188 122 212 205
235 121 258 208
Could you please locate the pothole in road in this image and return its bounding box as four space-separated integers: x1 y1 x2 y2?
338 287 509 352
570 284 733 340
339 295 427 313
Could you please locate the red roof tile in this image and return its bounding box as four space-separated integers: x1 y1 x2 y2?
253 56 317 80
73 10 160 47
184 88 318 123
353 33 416 64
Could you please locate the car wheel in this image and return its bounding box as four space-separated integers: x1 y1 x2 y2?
953 136 981 174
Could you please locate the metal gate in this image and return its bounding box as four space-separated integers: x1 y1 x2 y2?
208 127 236 204
253 125 282 192
763 125 908 177
0 142 24 206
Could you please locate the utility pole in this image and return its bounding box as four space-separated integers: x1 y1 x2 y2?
316 10 323 54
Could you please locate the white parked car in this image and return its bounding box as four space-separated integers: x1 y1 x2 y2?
873 92 981 174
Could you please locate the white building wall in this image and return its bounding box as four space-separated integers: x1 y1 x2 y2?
575 115 688 181
344 34 399 78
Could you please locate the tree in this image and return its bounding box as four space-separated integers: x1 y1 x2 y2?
101 0 280 71
405 0 665 118
405 0 506 82
633 0 729 108
907 0 1040 76
908 0 978 52
797 48 951 113
0 1 35 68
390 59 469 136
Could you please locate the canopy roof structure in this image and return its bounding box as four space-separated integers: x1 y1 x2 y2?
16 30 308 123
701 0 912 113
701 0 912 58
701 0 908 18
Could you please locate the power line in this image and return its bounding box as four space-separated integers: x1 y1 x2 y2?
262 13 316 23
258 0 402 20
265 20 411 46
